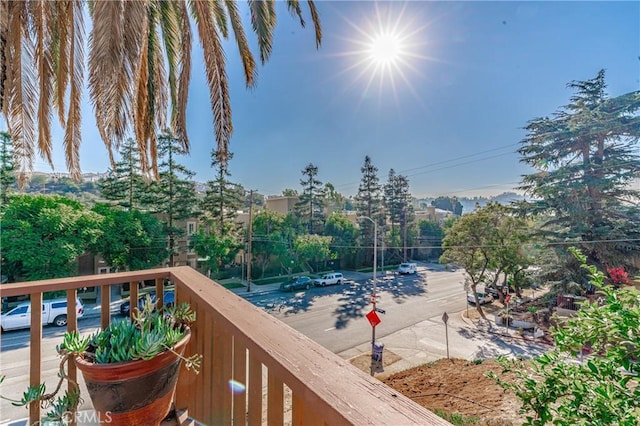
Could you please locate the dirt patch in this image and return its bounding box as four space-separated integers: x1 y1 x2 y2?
349 349 402 374
383 358 527 425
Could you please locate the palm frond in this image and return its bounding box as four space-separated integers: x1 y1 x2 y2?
173 0 191 149
285 0 305 27
53 1 70 126
6 1 36 186
225 0 257 88
306 0 322 48
191 0 232 164
0 0 10 112
34 0 54 166
157 0 180 126
249 0 275 64
63 0 84 180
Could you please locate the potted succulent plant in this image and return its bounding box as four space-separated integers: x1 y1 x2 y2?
3 297 201 425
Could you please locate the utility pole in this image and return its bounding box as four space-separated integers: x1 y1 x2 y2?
247 190 254 292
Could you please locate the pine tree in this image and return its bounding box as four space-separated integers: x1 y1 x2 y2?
197 152 244 271
517 70 640 280
0 131 15 205
296 163 324 234
355 156 384 264
384 169 414 261
98 138 148 210
147 131 198 266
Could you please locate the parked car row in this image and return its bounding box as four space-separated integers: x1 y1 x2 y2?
279 273 346 292
1 298 84 331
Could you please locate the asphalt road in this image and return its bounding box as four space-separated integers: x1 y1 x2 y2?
0 266 467 423
252 267 467 353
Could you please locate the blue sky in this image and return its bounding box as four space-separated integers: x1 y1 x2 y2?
32 1 640 198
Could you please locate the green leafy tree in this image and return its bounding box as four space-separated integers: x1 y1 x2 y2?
296 163 325 234
517 70 640 283
440 203 530 317
417 220 444 259
282 188 299 197
324 212 358 268
1 195 102 280
294 234 332 273
98 138 148 210
147 131 198 266
0 131 15 205
190 225 241 275
493 248 640 425
90 204 169 271
251 210 290 278
323 182 347 213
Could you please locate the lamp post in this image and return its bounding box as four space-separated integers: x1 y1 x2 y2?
359 216 377 375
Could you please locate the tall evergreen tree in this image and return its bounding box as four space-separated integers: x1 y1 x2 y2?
196 152 244 272
355 156 384 264
517 70 640 281
201 152 244 232
0 131 15 205
296 163 324 234
147 131 198 266
98 138 147 210
384 169 414 261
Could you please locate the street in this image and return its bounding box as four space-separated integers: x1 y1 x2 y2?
0 266 470 423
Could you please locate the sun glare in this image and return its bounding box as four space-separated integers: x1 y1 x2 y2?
368 32 404 66
330 2 432 109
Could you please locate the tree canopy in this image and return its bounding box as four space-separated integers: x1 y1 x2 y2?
517 70 640 283
1 194 102 280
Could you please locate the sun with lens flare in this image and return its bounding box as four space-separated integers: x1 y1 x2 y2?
368 32 404 66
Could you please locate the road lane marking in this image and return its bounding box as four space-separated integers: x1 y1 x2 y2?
324 327 335 331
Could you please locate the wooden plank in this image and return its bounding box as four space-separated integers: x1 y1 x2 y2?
211 317 224 424
232 339 247 426
247 353 262 426
156 277 165 308
301 400 325 426
194 300 212 424
100 285 110 330
129 280 138 320
175 293 197 414
267 370 284 425
29 292 43 425
220 328 233 425
66 289 78 426
292 393 302 426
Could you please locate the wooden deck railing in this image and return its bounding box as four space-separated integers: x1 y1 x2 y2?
1 267 449 425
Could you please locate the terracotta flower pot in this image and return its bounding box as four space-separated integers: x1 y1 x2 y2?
74 329 191 426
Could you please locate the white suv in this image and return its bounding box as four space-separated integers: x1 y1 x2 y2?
314 273 344 287
1 298 84 331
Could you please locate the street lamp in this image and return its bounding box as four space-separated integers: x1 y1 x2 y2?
359 216 377 375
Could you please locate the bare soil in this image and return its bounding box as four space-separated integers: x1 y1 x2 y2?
383 358 526 425
350 298 549 425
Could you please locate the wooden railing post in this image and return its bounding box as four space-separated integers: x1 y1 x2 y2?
29 292 43 425
66 289 78 426
100 285 111 330
129 281 138 320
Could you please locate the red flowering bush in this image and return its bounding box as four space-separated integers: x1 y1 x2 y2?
606 266 632 286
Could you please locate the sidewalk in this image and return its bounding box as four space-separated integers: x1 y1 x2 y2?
339 308 550 379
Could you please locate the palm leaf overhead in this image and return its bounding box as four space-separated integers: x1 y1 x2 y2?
1 0 322 182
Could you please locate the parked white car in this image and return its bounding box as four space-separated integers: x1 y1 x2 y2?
313 273 344 287
397 263 417 274
1 298 84 331
467 292 493 305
